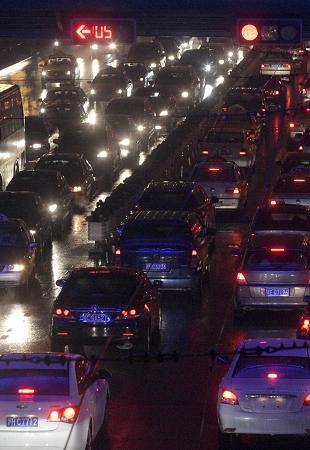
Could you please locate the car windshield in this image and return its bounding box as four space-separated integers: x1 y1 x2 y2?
233 356 310 379
206 131 244 143
7 179 60 197
245 250 308 270
138 192 189 210
36 160 83 182
123 221 192 240
254 211 310 230
60 272 138 306
156 71 192 84
105 101 144 116
192 166 236 182
46 90 80 101
48 57 72 65
225 91 261 108
0 369 69 395
0 225 26 247
273 178 310 193
95 73 125 82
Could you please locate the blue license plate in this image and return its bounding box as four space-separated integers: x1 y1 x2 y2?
80 313 111 324
7 416 38 427
265 288 290 297
143 263 168 271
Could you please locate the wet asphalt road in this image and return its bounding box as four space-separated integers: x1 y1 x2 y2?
0 44 309 450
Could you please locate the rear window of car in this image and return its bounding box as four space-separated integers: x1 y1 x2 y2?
206 131 244 143
254 211 310 230
36 160 83 181
48 57 72 64
46 90 79 101
60 272 138 306
105 101 143 116
0 369 69 395
0 224 27 247
273 178 310 193
233 356 310 379
138 192 188 210
156 71 192 84
192 166 236 182
122 221 192 240
245 250 308 270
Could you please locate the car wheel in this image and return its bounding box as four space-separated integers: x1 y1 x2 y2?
50 340 65 352
85 425 93 450
218 431 238 450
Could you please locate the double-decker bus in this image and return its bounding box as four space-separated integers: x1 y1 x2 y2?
0 84 25 190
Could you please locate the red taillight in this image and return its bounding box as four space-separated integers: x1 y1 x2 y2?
267 373 278 380
270 199 277 206
270 248 285 252
299 145 304 151
261 64 269 68
307 108 310 112
301 88 307 95
299 49 304 54
221 389 239 405
191 249 198 256
261 107 266 113
300 318 310 332
233 187 240 194
283 64 291 69
115 248 121 255
222 107 228 112
201 149 209 155
272 90 280 95
120 308 139 318
239 151 247 156
236 272 246 284
48 406 79 423
293 178 306 183
289 122 295 128
208 167 220 172
304 394 310 405
54 308 71 318
18 388 34 395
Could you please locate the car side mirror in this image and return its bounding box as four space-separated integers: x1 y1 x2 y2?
56 278 67 288
96 368 112 380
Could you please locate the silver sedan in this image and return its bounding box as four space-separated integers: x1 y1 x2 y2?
270 174 310 207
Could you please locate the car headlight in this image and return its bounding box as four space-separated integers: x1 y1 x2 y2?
228 51 234 57
32 143 42 149
159 109 168 116
30 230 36 235
119 138 130 146
91 44 98 50
97 150 108 158
42 71 47 76
71 186 82 192
90 89 96 95
181 91 189 98
66 70 71 75
205 64 211 72
7 264 25 272
109 42 117 50
116 89 123 94
40 108 46 114
219 59 225 65
48 204 58 213
120 148 129 157
137 124 145 132
150 63 157 68
155 125 162 130
168 55 175 61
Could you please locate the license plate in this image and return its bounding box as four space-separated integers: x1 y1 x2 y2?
7 416 38 427
80 313 111 324
143 263 168 271
265 288 290 297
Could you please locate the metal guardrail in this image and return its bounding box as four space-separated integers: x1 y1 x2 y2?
87 49 263 258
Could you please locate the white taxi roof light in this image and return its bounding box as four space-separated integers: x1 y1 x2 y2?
267 373 278 380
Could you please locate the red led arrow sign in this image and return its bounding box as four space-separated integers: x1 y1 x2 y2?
71 19 135 43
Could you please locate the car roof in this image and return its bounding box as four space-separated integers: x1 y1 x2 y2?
15 170 60 179
69 266 141 278
38 153 82 161
194 160 236 169
0 352 81 369
238 338 310 357
125 210 194 223
0 191 40 200
145 181 196 193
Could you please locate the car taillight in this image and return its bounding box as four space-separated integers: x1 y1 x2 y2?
269 199 277 206
201 149 209 155
301 88 307 95
304 394 310 405
272 90 280 95
299 318 310 332
120 307 140 318
191 248 199 268
293 178 306 183
270 248 285 252
225 187 240 194
221 389 239 405
299 145 304 151
222 107 228 112
239 151 247 156
208 167 220 172
236 272 246 284
261 64 269 68
283 64 291 68
192 249 198 256
54 308 72 318
233 187 240 194
261 107 266 113
307 108 310 112
289 122 295 128
115 248 121 255
48 406 79 423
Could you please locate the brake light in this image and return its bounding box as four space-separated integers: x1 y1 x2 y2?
301 88 307 95
201 149 209 155
304 394 310 405
115 248 121 255
261 64 269 68
267 373 278 380
269 199 277 206
18 388 34 394
299 145 304 151
283 64 291 69
300 318 310 332
48 406 79 423
239 151 247 156
289 122 295 128
208 167 220 172
261 107 266 113
270 248 285 252
307 108 310 112
54 308 72 318
236 272 246 284
192 249 198 256
293 178 306 183
299 49 304 54
120 308 139 318
233 187 240 194
221 389 239 405
222 107 228 112
272 90 280 95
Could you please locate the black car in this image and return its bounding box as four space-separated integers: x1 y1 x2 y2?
245 75 287 110
179 48 217 85
222 87 268 125
35 153 95 208
279 152 310 175
41 103 88 132
115 210 212 298
136 181 216 234
89 68 133 105
0 191 52 255
51 266 161 353
127 42 166 73
154 37 181 64
39 86 89 112
25 116 58 163
6 170 72 235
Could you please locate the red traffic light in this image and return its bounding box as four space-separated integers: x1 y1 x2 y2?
241 23 259 41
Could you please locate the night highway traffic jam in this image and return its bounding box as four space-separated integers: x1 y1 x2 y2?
1 1 310 449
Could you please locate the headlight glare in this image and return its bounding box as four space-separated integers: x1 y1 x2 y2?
116 89 123 94
97 150 108 158
159 109 168 116
8 264 25 272
181 91 189 98
48 204 58 213
119 138 130 146
137 125 145 132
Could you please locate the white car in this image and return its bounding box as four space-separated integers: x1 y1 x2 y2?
217 338 310 449
0 353 110 450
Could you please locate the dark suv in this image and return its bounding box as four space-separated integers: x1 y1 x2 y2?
115 210 213 298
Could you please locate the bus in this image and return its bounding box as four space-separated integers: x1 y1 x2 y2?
0 84 25 190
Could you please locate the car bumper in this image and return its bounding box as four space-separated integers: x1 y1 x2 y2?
0 272 28 288
0 426 71 449
218 404 310 435
236 287 308 310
